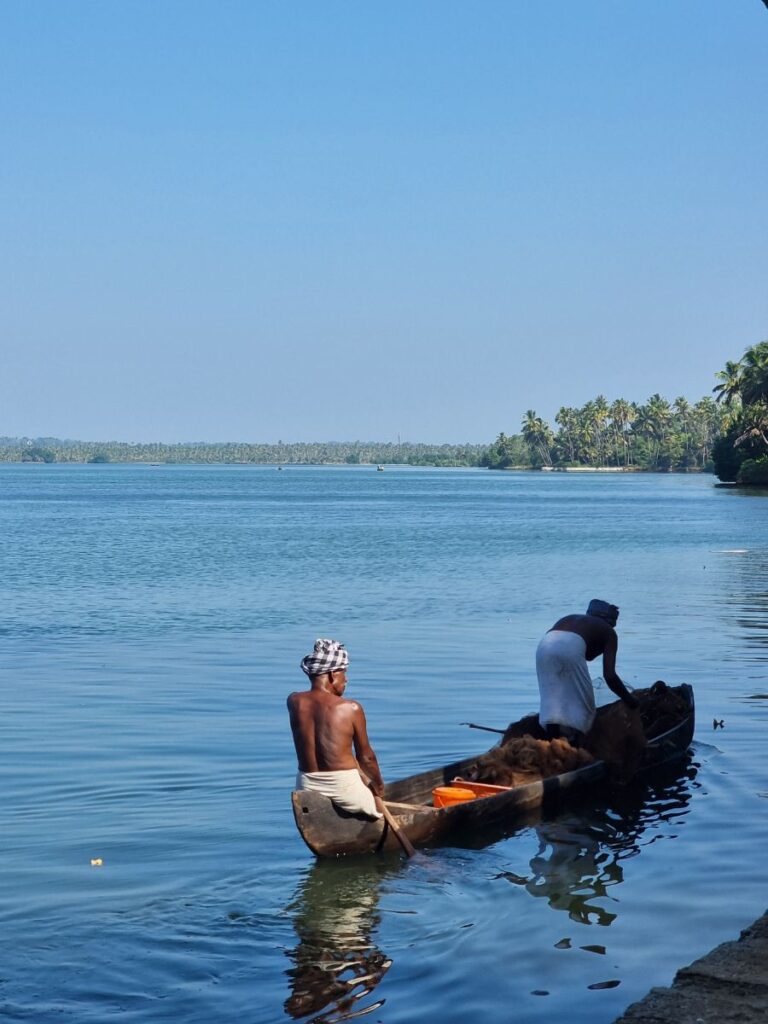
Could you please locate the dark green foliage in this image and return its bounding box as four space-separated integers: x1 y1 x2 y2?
21 446 55 463
737 457 768 485
739 341 768 406
712 342 768 484
712 429 744 482
482 433 531 469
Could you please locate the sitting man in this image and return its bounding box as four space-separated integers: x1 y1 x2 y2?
288 638 384 819
536 599 639 746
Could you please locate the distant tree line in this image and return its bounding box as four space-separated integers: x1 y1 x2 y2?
0 438 488 468
485 394 726 471
712 340 768 485
9 345 766 478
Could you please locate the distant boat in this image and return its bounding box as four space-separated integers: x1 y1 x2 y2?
277 466 283 471
376 465 384 471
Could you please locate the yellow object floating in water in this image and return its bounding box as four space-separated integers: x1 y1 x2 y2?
90 858 103 867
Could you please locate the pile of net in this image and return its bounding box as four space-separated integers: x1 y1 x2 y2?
464 680 688 787
636 680 690 737
463 735 594 788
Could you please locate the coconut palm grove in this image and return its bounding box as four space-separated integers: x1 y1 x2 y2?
484 341 768 482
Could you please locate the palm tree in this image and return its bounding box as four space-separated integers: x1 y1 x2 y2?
632 395 671 468
672 396 694 465
591 395 610 465
687 398 719 467
740 341 768 406
575 402 599 465
713 360 744 407
673 396 690 421
609 398 635 467
521 410 554 467
555 407 578 463
734 400 768 451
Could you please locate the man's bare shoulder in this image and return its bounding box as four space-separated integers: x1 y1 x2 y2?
552 613 590 631
555 613 612 633
287 690 324 713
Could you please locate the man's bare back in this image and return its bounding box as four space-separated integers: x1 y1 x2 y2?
288 639 385 797
550 613 614 662
287 689 360 773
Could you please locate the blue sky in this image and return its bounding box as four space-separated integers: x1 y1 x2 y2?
2 1 766 443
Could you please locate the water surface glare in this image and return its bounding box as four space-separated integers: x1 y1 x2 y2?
0 465 767 1023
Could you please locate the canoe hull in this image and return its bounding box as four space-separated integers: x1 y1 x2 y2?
291 684 695 858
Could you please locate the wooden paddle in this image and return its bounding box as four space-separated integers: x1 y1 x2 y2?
378 799 417 859
361 775 416 858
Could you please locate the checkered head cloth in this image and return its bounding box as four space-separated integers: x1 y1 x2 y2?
300 638 349 678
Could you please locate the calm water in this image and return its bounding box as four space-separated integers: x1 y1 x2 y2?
1 464 767 1023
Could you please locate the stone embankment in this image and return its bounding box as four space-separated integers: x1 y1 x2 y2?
616 911 768 1023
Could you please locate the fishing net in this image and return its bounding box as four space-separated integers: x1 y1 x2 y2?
465 681 688 787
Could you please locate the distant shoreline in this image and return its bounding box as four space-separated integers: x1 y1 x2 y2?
2 459 716 476
0 438 490 469
493 465 710 475
0 438 718 475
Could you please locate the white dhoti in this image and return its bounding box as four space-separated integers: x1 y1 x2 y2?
296 769 382 819
536 630 596 736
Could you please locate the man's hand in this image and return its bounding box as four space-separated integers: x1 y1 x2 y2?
358 769 385 799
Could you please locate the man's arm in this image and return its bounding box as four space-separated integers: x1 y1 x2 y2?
350 702 385 796
602 632 639 708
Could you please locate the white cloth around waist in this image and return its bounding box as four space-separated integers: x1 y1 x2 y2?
296 768 382 819
536 629 596 735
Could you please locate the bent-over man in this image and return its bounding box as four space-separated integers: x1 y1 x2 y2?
536 599 639 746
288 638 384 819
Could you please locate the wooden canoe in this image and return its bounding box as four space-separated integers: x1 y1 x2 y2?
291 684 695 858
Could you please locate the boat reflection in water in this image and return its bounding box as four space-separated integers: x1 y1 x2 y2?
283 859 397 1023
284 759 699 1019
496 758 699 927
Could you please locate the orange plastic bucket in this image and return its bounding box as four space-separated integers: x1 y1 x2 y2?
449 779 511 798
432 785 476 808
432 779 513 807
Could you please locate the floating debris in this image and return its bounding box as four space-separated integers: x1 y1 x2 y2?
90 858 103 867
588 980 620 990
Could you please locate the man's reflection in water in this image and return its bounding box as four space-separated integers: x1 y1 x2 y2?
526 817 621 925
284 859 397 1023
505 760 698 927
